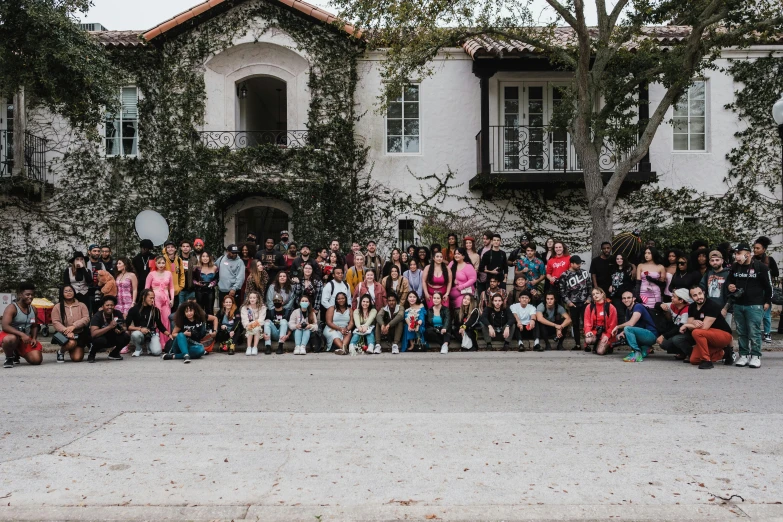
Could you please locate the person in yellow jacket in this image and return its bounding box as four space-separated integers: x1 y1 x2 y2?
149 241 184 297
345 253 366 294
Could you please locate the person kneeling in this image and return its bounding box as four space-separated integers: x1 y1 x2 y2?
2 282 44 368
166 302 217 363
679 286 733 369
127 289 170 357
88 295 130 363
583 288 617 355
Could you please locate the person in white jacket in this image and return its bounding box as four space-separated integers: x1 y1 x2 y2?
288 295 319 355
240 291 266 356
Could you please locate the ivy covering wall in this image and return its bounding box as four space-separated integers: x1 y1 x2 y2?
0 0 397 294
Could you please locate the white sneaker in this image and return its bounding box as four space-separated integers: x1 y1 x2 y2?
132 349 142 357
749 355 761 368
735 355 749 367
391 344 399 354
374 344 382 354
440 342 448 354
251 346 258 356
300 345 307 355
349 344 358 356
246 346 252 356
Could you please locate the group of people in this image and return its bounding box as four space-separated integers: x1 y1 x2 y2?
1 230 776 369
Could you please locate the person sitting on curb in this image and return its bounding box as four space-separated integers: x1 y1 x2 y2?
680 286 734 370
535 291 572 351
2 282 43 368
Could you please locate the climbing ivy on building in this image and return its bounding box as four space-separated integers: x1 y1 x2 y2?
0 0 397 293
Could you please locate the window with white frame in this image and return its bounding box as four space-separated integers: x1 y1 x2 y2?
386 85 420 154
672 80 706 151
105 86 138 157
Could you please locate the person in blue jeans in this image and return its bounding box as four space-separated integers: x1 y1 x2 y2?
263 293 290 355
727 243 772 368
613 291 659 362
166 302 217 363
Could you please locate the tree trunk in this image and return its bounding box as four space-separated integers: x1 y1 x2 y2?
12 88 25 177
589 195 613 260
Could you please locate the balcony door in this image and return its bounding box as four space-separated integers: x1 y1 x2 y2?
0 98 12 176
500 83 573 172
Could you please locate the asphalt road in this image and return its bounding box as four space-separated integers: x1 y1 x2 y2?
1 349 782 521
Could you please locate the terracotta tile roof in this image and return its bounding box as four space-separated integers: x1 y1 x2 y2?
463 26 696 58
90 30 146 47
142 0 360 42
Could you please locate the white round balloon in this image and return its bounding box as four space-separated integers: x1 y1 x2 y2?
134 210 169 246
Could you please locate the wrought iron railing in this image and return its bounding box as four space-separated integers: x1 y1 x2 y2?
197 130 308 150
476 125 638 174
0 130 47 181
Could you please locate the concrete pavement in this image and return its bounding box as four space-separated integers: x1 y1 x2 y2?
1 349 783 520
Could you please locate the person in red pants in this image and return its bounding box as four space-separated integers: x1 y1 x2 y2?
680 286 733 369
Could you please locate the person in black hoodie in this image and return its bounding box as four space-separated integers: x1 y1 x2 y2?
132 239 156 293
753 236 778 343
479 234 508 284
480 293 511 350
727 242 772 368
668 254 701 295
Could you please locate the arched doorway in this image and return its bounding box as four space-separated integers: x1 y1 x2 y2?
224 196 293 246
237 76 287 146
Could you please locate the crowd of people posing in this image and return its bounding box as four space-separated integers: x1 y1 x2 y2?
1 230 776 370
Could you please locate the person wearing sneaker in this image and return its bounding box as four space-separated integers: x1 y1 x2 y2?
350 294 378 355
535 291 571 351
88 295 130 363
613 291 659 362
679 286 734 369
727 243 772 369
698 250 735 364
321 267 352 310
2 282 44 368
289 295 319 355
558 255 593 350
508 292 537 351
51 284 91 363
480 294 512 350
263 293 291 354
376 292 404 353
752 236 778 344
323 292 353 354
583 288 617 356
401 291 427 352
215 295 243 355
424 292 452 353
240 291 266 356
127 289 170 357
168 302 217 363
456 294 482 351
657 288 695 360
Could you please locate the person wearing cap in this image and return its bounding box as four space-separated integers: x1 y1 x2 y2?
273 230 291 255
590 242 613 293
726 242 772 368
87 295 130 363
613 291 659 362
558 255 593 349
216 244 246 306
658 288 693 358
132 239 156 291
63 251 91 308
263 292 291 355
753 236 778 343
679 286 735 369
508 232 541 269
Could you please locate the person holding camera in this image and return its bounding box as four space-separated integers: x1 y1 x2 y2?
63 252 91 309
127 289 171 357
51 284 91 363
726 242 772 368
88 295 130 363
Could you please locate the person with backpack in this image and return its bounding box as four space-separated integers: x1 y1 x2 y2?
583 288 617 355
727 243 772 368
321 266 352 309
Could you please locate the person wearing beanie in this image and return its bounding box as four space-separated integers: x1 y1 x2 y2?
753 236 778 343
658 288 693 358
132 239 156 291
727 242 772 368
193 238 205 257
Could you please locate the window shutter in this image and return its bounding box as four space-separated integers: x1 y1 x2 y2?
122 87 138 119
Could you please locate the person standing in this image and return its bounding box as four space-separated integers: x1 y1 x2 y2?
753 236 778 343
590 242 614 292
217 244 246 305
145 256 175 346
321 266 352 310
478 234 508 290
345 242 362 268
63 252 91 308
447 248 477 309
727 243 772 368
273 230 291 255
86 244 108 314
403 258 424 300
255 238 285 285
178 240 197 307
132 239 155 292
545 241 570 290
114 258 137 317
291 244 321 283
100 245 115 276
345 253 366 295
558 255 592 350
364 241 384 279
475 231 493 298
194 251 219 315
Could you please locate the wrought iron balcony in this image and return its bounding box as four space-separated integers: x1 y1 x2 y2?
0 130 47 182
475 125 639 174
197 130 308 150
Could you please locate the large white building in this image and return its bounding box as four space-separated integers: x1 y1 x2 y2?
2 0 782 261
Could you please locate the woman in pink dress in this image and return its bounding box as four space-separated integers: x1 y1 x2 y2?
145 255 175 345
447 248 477 309
115 257 139 354
636 247 666 309
422 251 452 308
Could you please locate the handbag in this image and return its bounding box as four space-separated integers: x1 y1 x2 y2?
460 287 473 295
51 331 69 346
772 286 783 306
461 332 473 350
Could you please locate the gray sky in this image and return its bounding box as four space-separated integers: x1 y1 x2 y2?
82 0 598 31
